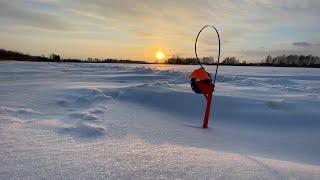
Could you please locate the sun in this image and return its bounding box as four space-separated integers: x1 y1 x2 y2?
155 50 165 63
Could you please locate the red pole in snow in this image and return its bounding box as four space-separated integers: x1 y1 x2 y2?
202 93 212 128
194 81 214 128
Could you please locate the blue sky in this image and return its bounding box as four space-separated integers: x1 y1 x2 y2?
0 0 319 62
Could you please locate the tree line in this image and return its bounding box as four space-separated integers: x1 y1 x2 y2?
0 49 49 62
263 55 320 67
165 56 214 65
219 55 320 67
164 55 320 67
1 48 320 67
0 49 149 64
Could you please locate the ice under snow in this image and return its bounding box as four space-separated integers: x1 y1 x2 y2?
0 61 320 179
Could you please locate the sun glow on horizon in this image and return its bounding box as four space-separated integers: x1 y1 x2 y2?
155 50 165 63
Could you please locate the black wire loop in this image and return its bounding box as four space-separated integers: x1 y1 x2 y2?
194 25 221 84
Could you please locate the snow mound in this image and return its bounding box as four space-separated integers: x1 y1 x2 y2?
88 108 105 115
0 106 40 115
68 112 98 121
60 122 105 139
55 88 113 109
266 99 286 110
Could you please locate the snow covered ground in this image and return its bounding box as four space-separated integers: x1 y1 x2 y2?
1 61 320 179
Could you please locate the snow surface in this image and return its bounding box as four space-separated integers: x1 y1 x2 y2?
1 61 320 179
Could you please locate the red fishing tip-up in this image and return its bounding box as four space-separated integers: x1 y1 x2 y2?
190 25 221 128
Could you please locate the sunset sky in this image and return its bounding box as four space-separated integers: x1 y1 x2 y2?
0 0 319 62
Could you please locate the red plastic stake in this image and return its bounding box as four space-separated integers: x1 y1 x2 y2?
202 93 212 128
196 82 214 128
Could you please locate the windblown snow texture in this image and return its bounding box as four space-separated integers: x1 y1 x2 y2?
1 61 320 179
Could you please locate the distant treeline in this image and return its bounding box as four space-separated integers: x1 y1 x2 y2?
62 58 149 64
165 56 214 65
0 49 149 64
0 49 49 62
1 48 320 67
81 58 149 64
164 55 320 68
262 55 320 67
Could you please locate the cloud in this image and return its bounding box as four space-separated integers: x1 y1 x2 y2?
1 0 320 60
0 1 75 31
292 42 312 47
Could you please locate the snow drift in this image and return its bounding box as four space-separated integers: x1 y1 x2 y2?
1 61 320 179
